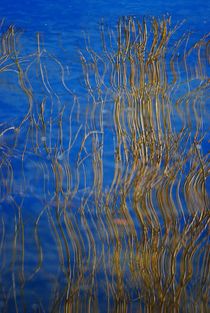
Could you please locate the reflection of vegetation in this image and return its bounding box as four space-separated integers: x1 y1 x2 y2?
0 17 209 312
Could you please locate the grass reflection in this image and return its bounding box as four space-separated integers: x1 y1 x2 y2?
0 17 209 312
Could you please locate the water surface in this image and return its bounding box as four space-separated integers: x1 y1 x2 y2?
0 1 209 312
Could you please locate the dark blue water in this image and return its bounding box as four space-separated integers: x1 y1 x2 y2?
2 0 210 31
0 1 209 312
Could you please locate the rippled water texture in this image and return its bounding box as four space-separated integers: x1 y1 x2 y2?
0 4 209 313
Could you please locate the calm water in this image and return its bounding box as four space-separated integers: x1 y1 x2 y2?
0 1 209 312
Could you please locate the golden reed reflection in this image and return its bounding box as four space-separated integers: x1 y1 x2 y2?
0 17 209 312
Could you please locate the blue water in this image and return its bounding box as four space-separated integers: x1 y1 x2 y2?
1 0 210 62
2 0 210 32
0 1 209 312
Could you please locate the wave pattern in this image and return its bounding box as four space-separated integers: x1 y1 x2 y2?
0 18 209 312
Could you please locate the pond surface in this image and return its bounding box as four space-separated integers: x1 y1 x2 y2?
0 1 209 312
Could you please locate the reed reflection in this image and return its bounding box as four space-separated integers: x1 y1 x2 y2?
0 17 209 312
